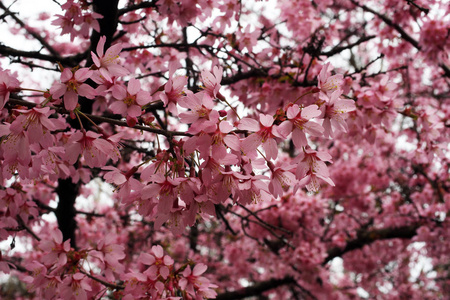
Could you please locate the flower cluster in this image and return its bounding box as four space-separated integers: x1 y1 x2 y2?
52 0 103 41
122 245 217 299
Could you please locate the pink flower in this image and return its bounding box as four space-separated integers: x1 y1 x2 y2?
183 120 240 160
237 174 271 205
0 253 14 274
159 75 187 115
103 166 143 201
239 114 283 160
24 263 62 298
110 79 150 119
268 161 296 198
89 234 126 281
141 173 186 215
91 36 129 82
39 229 71 268
65 130 118 168
179 263 217 299
318 62 343 96
24 261 48 292
201 65 223 99
139 245 174 280
277 104 324 149
79 12 103 38
60 273 91 300
236 24 260 53
10 107 65 148
319 90 356 138
0 123 31 166
296 147 335 192
0 68 20 109
178 92 219 130
50 68 96 110
52 14 77 41
214 168 251 203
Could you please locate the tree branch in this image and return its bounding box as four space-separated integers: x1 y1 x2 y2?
215 276 296 300
118 1 158 16
6 98 192 137
350 0 421 50
0 44 85 67
321 35 377 56
350 1 450 77
0 2 61 58
324 224 420 264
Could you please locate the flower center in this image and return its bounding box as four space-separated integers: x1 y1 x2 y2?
124 95 136 106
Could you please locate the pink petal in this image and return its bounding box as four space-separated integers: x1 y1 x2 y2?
77 84 96 99
96 36 106 57
108 64 129 77
292 128 307 148
301 104 321 120
262 138 277 160
74 68 92 82
64 91 78 110
127 78 141 95
304 121 324 137
223 135 240 151
127 105 142 118
334 99 356 113
259 114 274 127
286 104 300 119
136 91 150 106
193 263 207 276
111 85 127 100
50 83 67 99
105 43 123 58
277 121 293 138
60 68 73 83
219 121 233 133
238 118 260 131
242 133 263 155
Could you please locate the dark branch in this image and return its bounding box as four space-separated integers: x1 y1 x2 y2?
7 98 192 137
350 0 421 50
221 68 269 85
215 276 296 300
321 35 377 56
0 44 85 67
405 0 430 14
324 224 420 264
55 178 79 249
118 1 158 16
0 2 60 58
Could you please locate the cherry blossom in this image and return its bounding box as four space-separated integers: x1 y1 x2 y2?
50 68 96 110
39 229 71 268
65 130 119 168
0 68 20 109
317 62 343 96
239 114 283 160
296 147 335 192
110 78 151 124
277 104 324 148
179 263 218 299
318 90 356 138
91 36 129 82
0 0 448 299
201 65 223 100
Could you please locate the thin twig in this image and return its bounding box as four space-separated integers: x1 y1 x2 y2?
79 269 125 290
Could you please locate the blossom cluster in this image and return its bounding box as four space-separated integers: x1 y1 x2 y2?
1 0 449 298
52 0 103 41
24 230 216 300
0 38 358 232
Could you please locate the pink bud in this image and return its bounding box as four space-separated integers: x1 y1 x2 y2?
219 110 227 117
